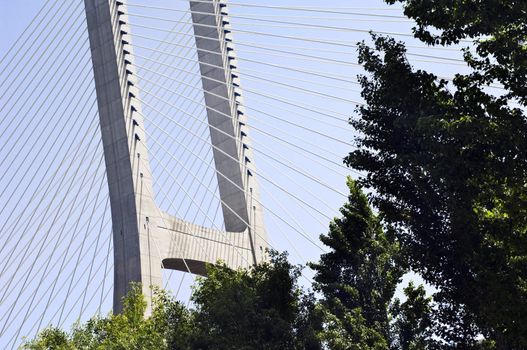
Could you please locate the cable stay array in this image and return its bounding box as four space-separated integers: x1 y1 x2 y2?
0 0 500 348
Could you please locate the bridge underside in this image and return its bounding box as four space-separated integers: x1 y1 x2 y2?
133 212 256 287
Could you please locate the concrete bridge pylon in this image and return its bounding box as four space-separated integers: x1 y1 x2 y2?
84 0 267 314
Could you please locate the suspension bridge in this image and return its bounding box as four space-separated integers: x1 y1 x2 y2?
0 0 471 347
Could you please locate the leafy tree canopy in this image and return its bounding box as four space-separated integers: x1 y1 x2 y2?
22 253 321 350
185 251 321 350
345 2 527 345
23 283 168 350
311 177 403 349
387 0 527 104
311 178 436 350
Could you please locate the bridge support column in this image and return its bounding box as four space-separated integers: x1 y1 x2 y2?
84 0 267 314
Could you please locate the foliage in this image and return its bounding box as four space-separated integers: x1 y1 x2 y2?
22 328 73 350
317 299 388 350
345 23 527 348
186 251 321 350
310 177 403 347
390 283 434 350
23 283 168 350
23 253 321 350
386 0 527 104
311 178 435 349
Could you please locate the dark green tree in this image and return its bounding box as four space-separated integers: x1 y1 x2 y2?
345 30 527 347
390 283 434 350
310 177 406 349
186 251 321 350
387 0 527 105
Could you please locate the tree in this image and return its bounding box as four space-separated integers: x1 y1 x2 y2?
345 22 527 347
316 299 389 350
22 283 169 350
186 251 321 350
310 177 407 349
24 253 321 350
22 328 73 350
390 283 434 350
386 0 527 105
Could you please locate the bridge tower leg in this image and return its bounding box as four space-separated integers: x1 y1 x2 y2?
84 0 267 314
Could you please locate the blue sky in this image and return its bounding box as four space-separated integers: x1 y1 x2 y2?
0 0 470 347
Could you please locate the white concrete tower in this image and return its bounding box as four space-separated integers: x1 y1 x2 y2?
84 0 267 313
